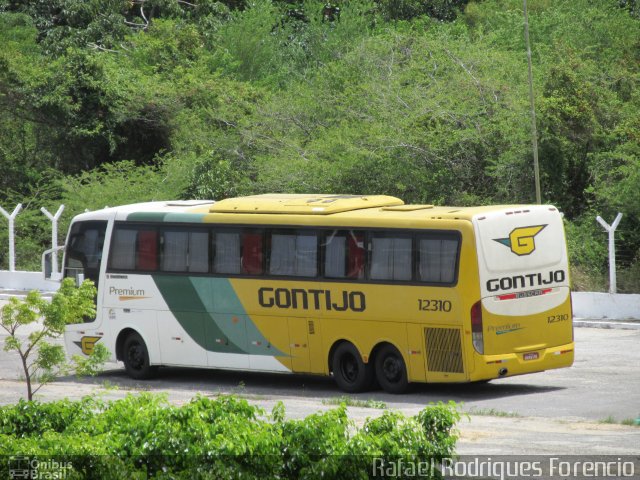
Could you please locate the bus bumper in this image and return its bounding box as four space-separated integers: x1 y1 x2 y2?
469 342 574 381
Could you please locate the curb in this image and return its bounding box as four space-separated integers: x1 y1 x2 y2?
573 318 640 330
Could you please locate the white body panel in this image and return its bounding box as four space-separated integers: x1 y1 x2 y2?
473 206 570 316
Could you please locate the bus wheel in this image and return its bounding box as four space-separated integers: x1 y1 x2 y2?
332 343 372 393
375 344 408 394
123 333 158 380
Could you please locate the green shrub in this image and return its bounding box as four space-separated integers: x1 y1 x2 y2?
0 394 460 479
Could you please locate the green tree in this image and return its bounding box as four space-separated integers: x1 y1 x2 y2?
374 0 469 22
1 279 109 401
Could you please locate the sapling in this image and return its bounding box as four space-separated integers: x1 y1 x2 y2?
1 278 109 401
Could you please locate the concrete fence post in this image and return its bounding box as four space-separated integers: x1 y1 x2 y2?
596 213 623 294
41 205 65 280
0 204 23 272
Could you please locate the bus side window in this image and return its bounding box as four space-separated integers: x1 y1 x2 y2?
213 231 241 274
161 230 188 272
161 229 209 273
325 230 365 279
108 225 160 273
188 230 209 273
109 227 137 270
418 235 459 284
269 230 318 277
369 233 412 281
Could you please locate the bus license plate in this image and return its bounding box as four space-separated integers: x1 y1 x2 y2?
523 352 539 361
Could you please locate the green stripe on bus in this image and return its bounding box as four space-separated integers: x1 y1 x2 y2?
152 275 244 354
163 213 207 223
153 275 286 357
126 212 207 223
126 212 168 222
203 278 286 357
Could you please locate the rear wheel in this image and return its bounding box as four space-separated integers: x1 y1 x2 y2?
331 342 373 393
123 333 158 380
374 344 408 394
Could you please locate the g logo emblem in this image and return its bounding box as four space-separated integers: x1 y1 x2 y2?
73 336 102 355
494 225 547 256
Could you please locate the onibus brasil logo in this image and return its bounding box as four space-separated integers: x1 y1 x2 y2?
494 225 547 256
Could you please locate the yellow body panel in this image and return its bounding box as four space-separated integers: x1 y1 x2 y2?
213 200 574 384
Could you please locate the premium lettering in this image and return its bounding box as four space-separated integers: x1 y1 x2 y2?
258 287 366 312
486 270 566 293
109 286 145 296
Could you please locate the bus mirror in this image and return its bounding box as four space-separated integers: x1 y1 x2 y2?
43 252 52 279
42 246 64 281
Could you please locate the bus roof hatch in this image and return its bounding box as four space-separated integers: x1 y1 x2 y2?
209 194 404 215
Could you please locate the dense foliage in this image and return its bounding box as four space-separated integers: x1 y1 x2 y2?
0 0 638 290
0 394 460 479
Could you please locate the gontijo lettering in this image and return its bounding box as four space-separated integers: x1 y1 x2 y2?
487 270 566 292
258 287 366 312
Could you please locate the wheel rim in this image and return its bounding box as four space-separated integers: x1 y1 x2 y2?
339 353 359 384
127 342 145 370
381 354 402 383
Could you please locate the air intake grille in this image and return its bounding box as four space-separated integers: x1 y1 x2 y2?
425 328 464 373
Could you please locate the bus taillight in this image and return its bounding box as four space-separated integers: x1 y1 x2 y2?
471 301 484 354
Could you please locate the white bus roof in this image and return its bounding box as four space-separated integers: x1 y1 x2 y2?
70 196 558 227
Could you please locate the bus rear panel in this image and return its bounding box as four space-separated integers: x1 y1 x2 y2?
470 206 573 380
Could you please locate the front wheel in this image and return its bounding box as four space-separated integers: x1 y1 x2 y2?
374 344 408 394
331 342 373 393
123 333 158 380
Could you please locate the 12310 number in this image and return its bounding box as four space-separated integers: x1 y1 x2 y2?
418 299 452 312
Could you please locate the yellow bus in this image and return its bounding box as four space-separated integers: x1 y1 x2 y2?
49 194 574 393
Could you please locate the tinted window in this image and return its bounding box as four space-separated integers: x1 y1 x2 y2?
269 231 318 277
418 235 458 284
108 227 137 271
108 225 159 272
369 233 412 281
161 228 209 273
212 230 264 276
213 231 240 274
324 230 365 279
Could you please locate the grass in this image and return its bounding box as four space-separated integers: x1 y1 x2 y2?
600 415 640 426
322 396 387 409
467 407 521 418
599 415 617 424
571 264 640 293
100 380 120 390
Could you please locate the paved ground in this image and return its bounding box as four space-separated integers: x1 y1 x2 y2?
1 320 639 455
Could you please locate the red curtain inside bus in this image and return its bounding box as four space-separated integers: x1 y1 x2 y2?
347 233 365 279
137 230 158 271
242 233 264 275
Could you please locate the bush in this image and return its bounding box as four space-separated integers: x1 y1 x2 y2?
0 394 460 479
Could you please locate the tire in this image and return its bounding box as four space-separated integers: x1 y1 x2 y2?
331 342 373 393
374 344 408 394
123 333 158 380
